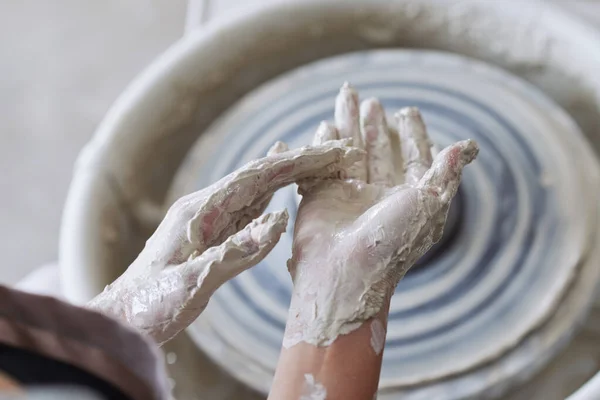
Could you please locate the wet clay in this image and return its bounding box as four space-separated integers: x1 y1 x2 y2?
283 86 478 348
300 374 327 400
88 142 363 345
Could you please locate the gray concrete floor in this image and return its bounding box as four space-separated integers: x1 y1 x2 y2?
0 1 186 284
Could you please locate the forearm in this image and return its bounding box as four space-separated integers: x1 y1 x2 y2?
269 297 391 400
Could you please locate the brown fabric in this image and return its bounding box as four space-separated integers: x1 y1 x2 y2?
0 285 169 400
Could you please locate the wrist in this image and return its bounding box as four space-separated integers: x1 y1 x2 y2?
272 310 389 400
284 266 394 348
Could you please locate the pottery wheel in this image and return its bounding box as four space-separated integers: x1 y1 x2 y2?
172 50 599 398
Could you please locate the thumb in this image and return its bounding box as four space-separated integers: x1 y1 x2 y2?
417 139 478 203
186 209 288 296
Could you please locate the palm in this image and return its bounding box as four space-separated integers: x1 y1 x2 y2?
294 180 423 267
284 85 478 348
294 179 382 253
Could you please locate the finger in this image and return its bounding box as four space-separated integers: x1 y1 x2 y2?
249 141 290 218
235 190 273 231
335 82 367 180
233 140 362 191
360 98 394 186
387 126 405 185
188 142 363 247
396 107 434 185
268 141 289 155
312 121 339 146
418 139 479 203
353 183 455 289
335 83 363 146
187 210 288 295
151 210 289 345
306 122 341 186
212 190 275 247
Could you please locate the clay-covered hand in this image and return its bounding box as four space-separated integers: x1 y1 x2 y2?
284 84 479 348
87 141 362 346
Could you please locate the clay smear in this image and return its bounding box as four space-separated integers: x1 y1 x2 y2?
300 374 327 400
370 319 386 356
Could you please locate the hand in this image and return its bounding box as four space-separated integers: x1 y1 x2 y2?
284 84 478 348
87 141 362 345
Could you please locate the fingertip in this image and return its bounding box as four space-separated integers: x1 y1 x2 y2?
395 107 429 145
340 81 356 94
271 209 289 232
250 211 288 246
335 82 360 128
417 139 479 200
280 208 290 220
337 82 358 102
268 141 289 155
459 139 479 165
360 98 385 124
312 121 339 145
343 145 367 165
395 106 421 119
436 139 479 171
